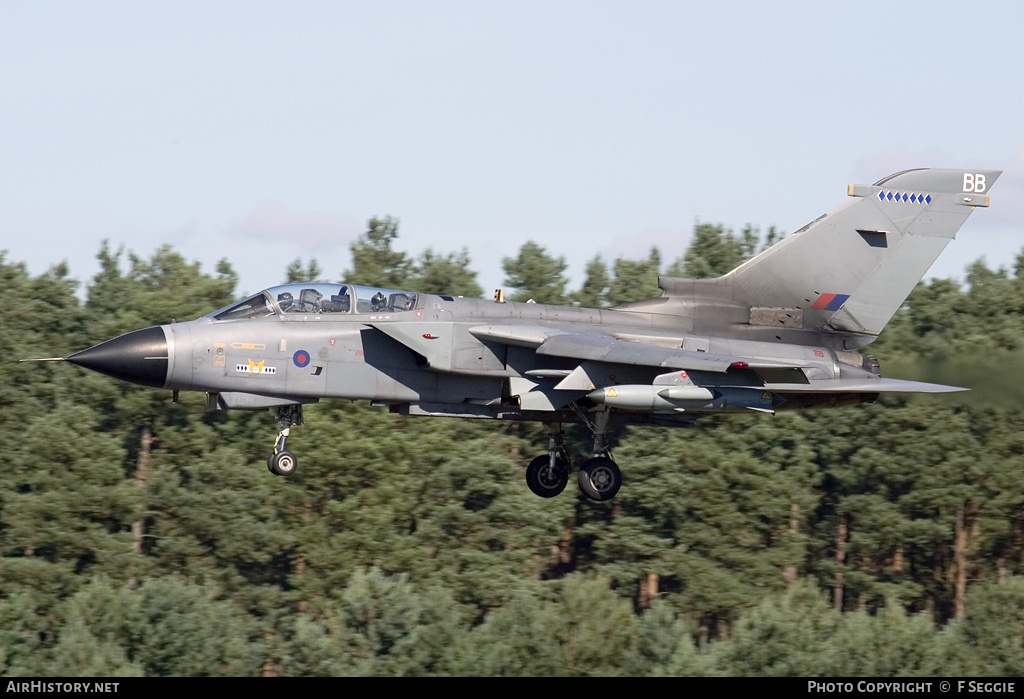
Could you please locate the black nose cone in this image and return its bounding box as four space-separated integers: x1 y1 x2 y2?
66 326 169 388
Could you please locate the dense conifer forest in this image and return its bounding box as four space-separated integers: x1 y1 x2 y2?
2 218 1023 676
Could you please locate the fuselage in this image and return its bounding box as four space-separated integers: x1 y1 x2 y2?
68 281 874 427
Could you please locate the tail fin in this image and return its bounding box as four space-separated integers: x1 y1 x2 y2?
670 168 1000 344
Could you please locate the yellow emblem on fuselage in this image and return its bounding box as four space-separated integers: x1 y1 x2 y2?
235 358 275 375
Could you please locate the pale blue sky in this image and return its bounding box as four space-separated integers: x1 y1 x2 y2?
2 1 1022 298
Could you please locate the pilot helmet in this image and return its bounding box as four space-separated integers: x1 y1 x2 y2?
277 292 294 310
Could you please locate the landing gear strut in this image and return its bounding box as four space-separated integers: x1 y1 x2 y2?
267 404 303 476
577 409 621 501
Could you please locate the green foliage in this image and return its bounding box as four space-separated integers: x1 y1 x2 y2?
670 223 778 278
344 216 412 288
704 580 843 675
342 218 483 297
87 243 237 336
631 600 716 676
696 582 963 676
456 574 637 676
285 258 323 284
573 256 611 308
607 248 662 306
409 248 483 298
502 241 570 304
827 602 948 676
952 576 1024 675
0 254 83 420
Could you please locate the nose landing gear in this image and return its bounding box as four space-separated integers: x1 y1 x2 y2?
267 405 303 476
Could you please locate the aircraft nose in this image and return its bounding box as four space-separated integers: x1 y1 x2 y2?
66 326 170 388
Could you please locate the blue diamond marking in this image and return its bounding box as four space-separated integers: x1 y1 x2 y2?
878 191 885 201
926 194 932 204
886 191 893 201
902 193 908 202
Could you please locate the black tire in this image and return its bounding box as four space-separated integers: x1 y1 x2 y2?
577 457 621 501
525 454 569 498
269 450 298 477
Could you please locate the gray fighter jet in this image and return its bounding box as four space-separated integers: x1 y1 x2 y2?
48 168 1000 500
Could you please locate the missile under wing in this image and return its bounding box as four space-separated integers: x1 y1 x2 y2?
43 168 1001 500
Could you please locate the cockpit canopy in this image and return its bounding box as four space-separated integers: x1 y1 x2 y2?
211 283 419 321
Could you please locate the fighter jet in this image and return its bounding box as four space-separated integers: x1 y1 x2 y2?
45 168 1000 500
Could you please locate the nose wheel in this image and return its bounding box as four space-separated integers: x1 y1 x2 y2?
268 449 298 476
267 405 303 477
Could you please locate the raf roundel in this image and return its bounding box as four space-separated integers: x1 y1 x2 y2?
293 350 311 368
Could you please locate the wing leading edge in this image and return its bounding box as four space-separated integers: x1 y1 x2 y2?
469 325 799 374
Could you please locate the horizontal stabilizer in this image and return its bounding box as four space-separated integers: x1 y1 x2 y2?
765 378 967 394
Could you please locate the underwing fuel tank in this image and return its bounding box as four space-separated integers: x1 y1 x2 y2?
587 384 775 413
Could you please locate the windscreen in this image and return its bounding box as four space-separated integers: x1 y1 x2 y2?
212 293 276 321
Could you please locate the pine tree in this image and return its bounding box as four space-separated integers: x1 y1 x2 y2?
285 258 323 283
502 241 569 304
607 248 662 306
573 256 610 308
344 216 412 288
410 248 483 298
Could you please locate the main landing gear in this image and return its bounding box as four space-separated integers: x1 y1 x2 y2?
525 424 572 498
267 404 303 476
525 415 622 501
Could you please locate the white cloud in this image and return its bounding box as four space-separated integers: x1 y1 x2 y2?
227 201 363 252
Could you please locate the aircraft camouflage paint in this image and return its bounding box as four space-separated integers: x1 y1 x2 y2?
44 168 1001 500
